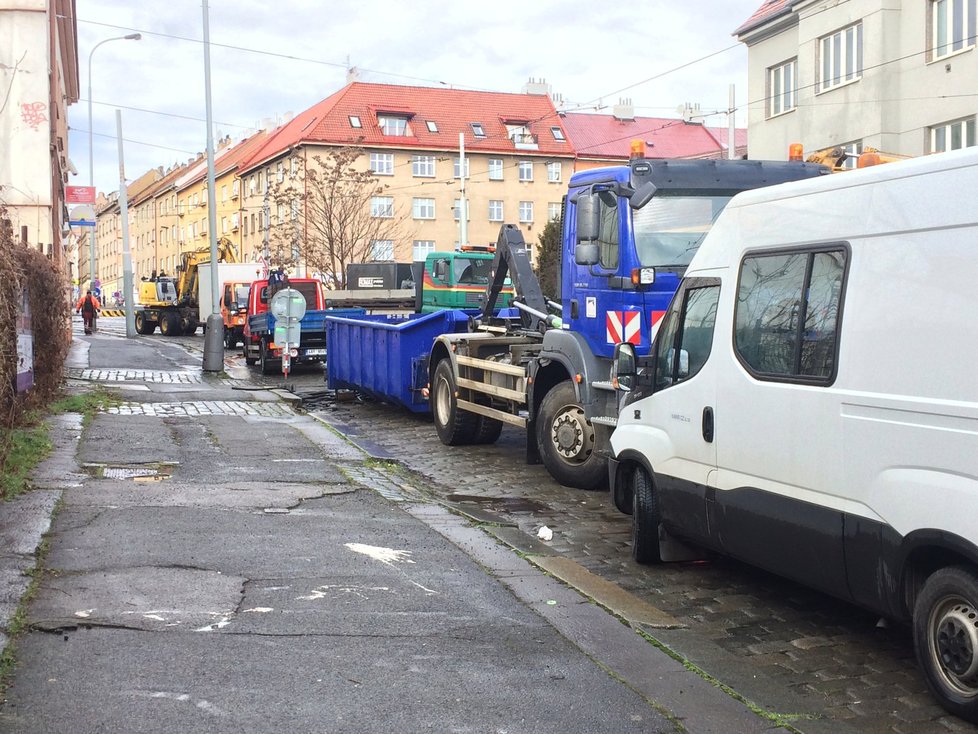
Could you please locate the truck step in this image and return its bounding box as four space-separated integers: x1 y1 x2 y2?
590 416 618 427
591 381 616 392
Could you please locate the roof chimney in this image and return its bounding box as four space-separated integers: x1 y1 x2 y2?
347 66 360 84
522 77 551 96
613 98 635 121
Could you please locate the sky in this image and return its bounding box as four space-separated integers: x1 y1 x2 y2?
68 0 762 196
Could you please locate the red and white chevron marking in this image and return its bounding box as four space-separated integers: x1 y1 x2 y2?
606 310 641 345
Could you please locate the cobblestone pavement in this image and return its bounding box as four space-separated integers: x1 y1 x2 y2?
309 396 977 734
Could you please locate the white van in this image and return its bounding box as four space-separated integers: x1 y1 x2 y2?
608 147 978 722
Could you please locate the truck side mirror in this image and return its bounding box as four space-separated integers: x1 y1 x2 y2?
575 243 600 266
612 343 637 392
575 192 600 242
629 181 657 209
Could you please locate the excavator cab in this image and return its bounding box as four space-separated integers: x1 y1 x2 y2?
137 277 178 307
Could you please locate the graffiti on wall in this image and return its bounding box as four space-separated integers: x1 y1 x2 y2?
20 101 47 131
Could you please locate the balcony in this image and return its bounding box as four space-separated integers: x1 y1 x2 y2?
511 132 538 150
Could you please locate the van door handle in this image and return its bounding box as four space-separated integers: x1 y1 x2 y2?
702 406 714 443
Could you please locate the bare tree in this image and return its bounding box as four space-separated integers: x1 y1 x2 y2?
266 145 410 289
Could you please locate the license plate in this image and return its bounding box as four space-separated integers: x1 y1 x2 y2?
304 348 326 356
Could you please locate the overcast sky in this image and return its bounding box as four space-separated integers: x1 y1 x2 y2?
68 0 761 195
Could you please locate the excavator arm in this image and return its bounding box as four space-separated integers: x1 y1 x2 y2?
175 237 240 304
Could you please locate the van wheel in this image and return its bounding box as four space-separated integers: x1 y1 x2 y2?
913 566 978 723
631 466 662 564
537 381 606 490
432 359 477 445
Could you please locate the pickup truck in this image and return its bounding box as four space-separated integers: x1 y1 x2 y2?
242 277 332 375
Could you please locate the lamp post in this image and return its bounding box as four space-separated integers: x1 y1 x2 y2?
87 33 140 290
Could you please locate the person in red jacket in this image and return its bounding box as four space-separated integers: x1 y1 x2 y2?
75 290 101 334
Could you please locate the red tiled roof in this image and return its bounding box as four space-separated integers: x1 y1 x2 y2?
561 112 744 160
734 0 794 36
239 82 571 172
215 130 269 175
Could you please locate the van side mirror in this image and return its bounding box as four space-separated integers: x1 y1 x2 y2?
576 192 600 242
612 343 637 392
667 347 690 378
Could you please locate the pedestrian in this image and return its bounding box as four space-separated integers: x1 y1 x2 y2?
75 290 101 335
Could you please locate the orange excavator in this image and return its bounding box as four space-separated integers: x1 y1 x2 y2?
789 143 909 172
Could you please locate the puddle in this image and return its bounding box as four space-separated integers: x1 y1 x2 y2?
445 493 550 514
84 463 176 481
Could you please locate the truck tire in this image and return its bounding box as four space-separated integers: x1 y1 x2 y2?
913 566 978 723
473 415 503 444
631 465 663 564
243 342 257 366
259 339 277 376
432 359 477 445
536 381 606 490
134 312 155 335
159 311 180 336
183 318 198 336
224 329 235 350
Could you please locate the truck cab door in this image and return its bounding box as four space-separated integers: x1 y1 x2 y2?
636 277 721 546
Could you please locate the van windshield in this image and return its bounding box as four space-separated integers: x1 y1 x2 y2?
633 195 733 268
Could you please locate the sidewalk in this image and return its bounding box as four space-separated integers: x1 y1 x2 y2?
0 323 784 733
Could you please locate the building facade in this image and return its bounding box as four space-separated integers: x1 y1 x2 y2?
0 0 79 273
736 0 978 160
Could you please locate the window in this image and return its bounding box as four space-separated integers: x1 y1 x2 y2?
768 58 797 117
488 200 504 222
277 162 285 183
249 175 256 196
290 157 298 176
412 197 435 219
819 23 863 91
470 122 486 138
379 115 410 136
488 159 503 180
413 240 436 260
930 116 977 151
412 155 435 177
371 196 394 218
735 248 847 381
371 240 395 261
551 126 566 141
507 123 535 146
232 179 240 198
425 120 438 133
518 161 533 181
276 203 285 223
519 201 534 223
548 202 561 221
592 190 620 269
291 199 299 221
453 158 470 179
838 140 863 169
221 216 228 234
547 162 562 183
349 115 362 128
932 0 977 58
654 282 721 391
370 153 394 175
221 184 228 202
453 199 470 221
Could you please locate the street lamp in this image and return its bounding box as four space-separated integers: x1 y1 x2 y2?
87 32 140 291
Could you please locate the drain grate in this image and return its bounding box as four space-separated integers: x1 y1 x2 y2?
87 463 175 481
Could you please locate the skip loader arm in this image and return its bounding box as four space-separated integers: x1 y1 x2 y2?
481 224 553 332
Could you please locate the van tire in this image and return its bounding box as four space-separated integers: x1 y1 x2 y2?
913 566 978 723
537 381 606 490
432 359 477 445
631 466 662 564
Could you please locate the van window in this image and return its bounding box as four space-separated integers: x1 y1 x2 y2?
735 247 846 381
654 281 720 390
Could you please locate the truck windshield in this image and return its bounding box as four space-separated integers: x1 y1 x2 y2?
633 195 733 268
454 257 493 285
234 286 249 310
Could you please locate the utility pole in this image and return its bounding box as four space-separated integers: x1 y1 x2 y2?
458 132 468 247
201 0 223 371
115 110 136 338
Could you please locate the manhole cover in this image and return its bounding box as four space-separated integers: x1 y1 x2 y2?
445 493 550 514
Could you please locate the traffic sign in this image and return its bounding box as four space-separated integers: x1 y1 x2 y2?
269 288 306 321
69 204 96 227
66 186 96 204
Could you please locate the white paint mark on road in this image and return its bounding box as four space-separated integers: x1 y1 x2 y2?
243 607 274 613
297 585 391 601
194 615 233 632
133 690 226 716
345 543 415 565
74 609 94 618
143 614 166 621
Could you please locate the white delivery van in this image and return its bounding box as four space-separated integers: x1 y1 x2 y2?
608 146 978 722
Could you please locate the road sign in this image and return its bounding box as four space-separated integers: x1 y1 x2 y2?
66 186 96 204
69 204 96 227
269 288 306 321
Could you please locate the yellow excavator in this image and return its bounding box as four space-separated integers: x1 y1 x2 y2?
790 144 910 172
135 238 239 336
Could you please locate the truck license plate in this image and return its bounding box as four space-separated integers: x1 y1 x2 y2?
305 348 326 356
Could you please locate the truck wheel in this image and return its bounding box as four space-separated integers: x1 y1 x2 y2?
913 566 978 723
159 311 180 336
183 319 198 336
536 381 606 490
259 339 277 375
473 415 503 444
432 359 477 445
134 313 155 335
224 329 234 349
243 342 257 366
631 465 662 564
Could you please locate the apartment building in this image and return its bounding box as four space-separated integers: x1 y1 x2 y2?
736 0 978 160
237 81 576 275
0 0 78 270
